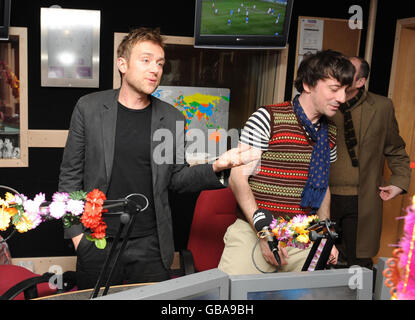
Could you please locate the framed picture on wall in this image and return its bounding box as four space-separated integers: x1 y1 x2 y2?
40 7 100 88
0 27 28 167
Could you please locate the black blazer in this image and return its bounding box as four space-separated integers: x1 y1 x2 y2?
58 89 224 269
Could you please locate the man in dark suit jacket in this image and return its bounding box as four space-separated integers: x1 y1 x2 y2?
58 27 257 289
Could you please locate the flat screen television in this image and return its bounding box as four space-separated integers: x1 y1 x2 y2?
0 0 11 41
194 0 294 49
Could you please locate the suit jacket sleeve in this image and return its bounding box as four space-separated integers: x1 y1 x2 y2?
58 100 86 239
169 162 225 193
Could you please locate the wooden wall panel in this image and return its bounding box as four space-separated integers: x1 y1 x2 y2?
292 17 361 98
377 18 415 260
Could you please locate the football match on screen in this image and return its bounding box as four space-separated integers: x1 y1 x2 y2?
200 0 288 36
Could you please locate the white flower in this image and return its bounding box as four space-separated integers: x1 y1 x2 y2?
66 199 84 216
49 201 67 219
33 193 46 206
23 199 41 215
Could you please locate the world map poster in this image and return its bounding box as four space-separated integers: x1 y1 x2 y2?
152 86 232 162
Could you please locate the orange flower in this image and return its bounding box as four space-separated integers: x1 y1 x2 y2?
85 201 103 217
86 189 106 205
5 207 18 216
81 189 108 241
15 214 33 233
81 216 99 229
91 221 107 239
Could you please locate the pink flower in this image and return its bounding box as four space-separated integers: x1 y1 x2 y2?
33 193 46 206
52 192 69 203
23 199 41 215
13 193 27 205
270 219 278 230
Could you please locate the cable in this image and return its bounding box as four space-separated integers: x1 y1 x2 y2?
251 237 280 274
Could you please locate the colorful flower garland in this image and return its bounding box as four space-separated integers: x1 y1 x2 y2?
270 214 320 249
0 189 107 248
384 194 415 300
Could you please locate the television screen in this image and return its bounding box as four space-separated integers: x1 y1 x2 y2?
194 0 294 49
0 0 11 41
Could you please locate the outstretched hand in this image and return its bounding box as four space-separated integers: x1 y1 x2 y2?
212 143 261 173
379 185 403 201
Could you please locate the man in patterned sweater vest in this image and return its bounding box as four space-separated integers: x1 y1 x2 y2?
219 50 355 274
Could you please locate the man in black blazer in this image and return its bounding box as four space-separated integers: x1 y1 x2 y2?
59 27 257 289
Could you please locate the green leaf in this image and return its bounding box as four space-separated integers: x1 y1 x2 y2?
85 234 94 241
62 214 81 228
12 214 22 225
94 238 107 249
69 190 87 201
84 234 107 249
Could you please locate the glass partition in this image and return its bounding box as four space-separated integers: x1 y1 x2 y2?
0 27 28 167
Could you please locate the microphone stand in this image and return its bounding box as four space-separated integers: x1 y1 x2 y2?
301 219 338 271
89 198 144 299
0 185 147 298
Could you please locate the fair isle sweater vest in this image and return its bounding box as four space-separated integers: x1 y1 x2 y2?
248 102 336 219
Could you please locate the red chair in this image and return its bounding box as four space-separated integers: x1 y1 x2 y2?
0 265 57 300
183 187 237 273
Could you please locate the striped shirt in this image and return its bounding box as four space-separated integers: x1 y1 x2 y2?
240 107 337 162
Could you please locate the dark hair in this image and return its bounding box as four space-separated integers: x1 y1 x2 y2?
117 27 165 62
294 50 355 93
351 56 370 80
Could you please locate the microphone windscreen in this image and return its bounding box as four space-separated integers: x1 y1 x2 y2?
252 209 274 232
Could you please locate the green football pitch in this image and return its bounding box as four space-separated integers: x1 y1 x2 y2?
200 0 287 35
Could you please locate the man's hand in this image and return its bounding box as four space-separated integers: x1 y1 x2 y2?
253 209 288 267
72 233 83 251
379 185 403 201
212 143 261 173
259 239 289 267
328 245 339 265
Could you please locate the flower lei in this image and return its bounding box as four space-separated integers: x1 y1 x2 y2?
384 194 415 300
0 189 107 249
383 163 415 300
270 214 320 249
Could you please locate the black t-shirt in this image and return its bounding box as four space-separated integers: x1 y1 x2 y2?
105 102 156 238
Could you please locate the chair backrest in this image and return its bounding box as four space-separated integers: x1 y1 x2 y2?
0 265 56 300
187 187 237 272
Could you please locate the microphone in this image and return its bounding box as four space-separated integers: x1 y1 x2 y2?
252 209 281 267
307 219 338 242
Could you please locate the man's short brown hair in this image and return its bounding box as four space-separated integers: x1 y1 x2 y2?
117 27 165 62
